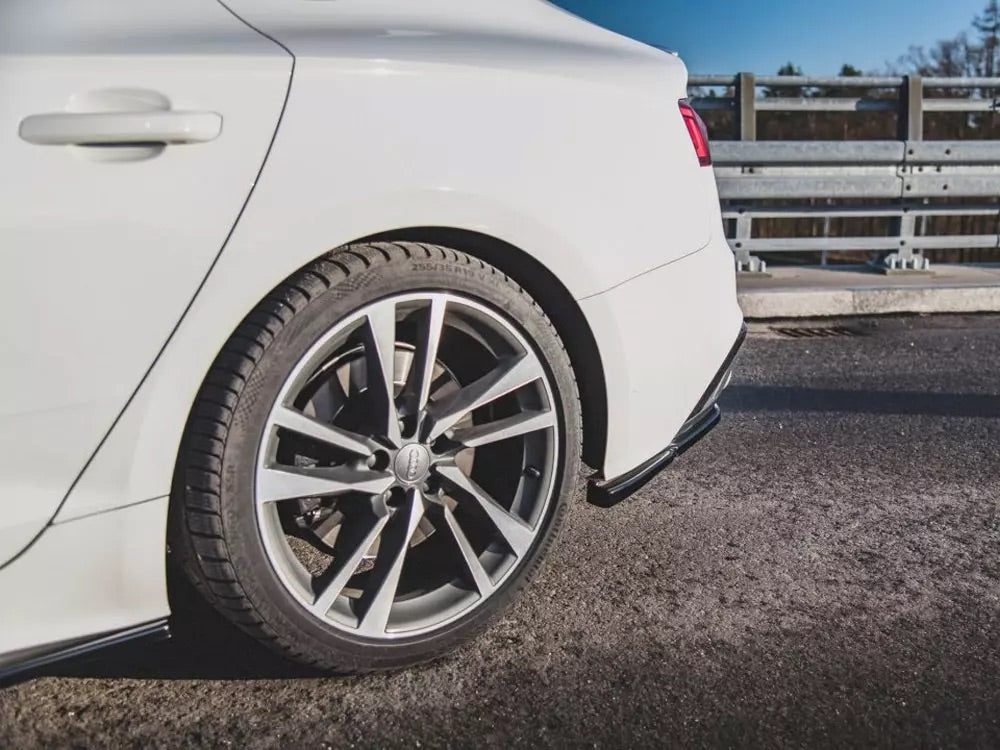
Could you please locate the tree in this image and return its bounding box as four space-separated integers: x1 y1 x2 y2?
764 62 806 98
973 0 1000 78
820 64 867 99
895 34 979 77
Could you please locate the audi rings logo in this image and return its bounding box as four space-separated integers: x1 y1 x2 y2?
406 449 422 481
394 444 431 484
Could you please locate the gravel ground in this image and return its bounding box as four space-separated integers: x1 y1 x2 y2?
2 314 999 749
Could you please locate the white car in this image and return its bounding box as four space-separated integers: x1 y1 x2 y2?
0 0 743 676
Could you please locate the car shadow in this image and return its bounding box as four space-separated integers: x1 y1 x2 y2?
20 582 326 683
20 597 1000 748
722 384 1000 419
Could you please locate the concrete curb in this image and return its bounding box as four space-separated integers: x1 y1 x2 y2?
738 265 1000 319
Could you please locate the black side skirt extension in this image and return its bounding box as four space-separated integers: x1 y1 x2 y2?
587 323 747 507
0 619 170 685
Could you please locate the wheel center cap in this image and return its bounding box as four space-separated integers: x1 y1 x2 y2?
393 443 431 485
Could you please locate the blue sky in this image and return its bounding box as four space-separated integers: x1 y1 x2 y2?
550 0 987 75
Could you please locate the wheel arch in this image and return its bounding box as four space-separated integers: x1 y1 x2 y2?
56 226 609 529
363 227 608 471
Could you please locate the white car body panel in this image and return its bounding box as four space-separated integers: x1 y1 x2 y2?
0 0 291 564
0 498 168 655
580 227 741 477
222 0 715 298
1 0 742 662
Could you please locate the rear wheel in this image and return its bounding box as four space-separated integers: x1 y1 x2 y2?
170 242 581 672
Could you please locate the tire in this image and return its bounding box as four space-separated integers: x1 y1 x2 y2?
169 241 582 672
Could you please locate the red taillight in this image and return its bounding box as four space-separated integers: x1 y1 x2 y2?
679 100 712 167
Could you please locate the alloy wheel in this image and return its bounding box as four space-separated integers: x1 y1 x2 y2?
254 292 560 639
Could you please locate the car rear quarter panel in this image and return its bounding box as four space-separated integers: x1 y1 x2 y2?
222 0 716 297
57 0 723 519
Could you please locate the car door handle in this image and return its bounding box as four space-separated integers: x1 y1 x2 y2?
18 110 222 146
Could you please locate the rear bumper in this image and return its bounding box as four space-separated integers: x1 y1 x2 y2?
587 322 746 506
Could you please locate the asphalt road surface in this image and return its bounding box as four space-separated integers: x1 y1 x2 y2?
3 314 999 749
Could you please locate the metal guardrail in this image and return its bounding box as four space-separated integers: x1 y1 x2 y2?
688 74 1000 272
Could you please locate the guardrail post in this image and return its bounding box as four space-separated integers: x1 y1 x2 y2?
898 74 924 141
884 75 931 271
735 73 757 141
733 209 767 274
732 74 766 272
883 206 928 271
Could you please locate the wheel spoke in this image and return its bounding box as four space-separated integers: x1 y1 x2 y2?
441 504 494 596
410 296 447 414
356 489 426 636
449 409 555 448
311 513 390 616
426 354 543 441
436 465 534 557
272 405 374 456
258 465 393 504
364 302 403 447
